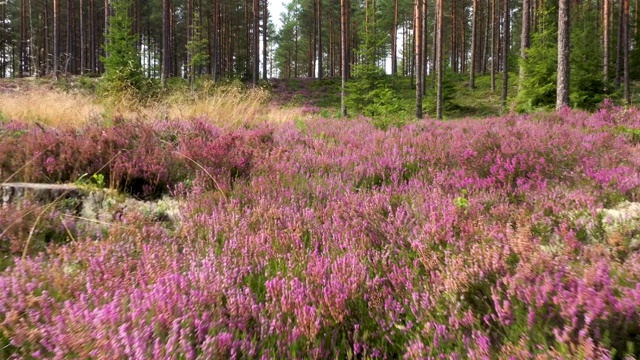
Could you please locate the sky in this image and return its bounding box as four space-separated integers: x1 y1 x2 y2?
269 0 288 30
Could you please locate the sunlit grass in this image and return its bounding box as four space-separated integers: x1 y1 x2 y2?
0 85 103 128
0 78 296 129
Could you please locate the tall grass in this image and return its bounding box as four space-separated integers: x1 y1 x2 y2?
0 80 294 128
0 87 103 128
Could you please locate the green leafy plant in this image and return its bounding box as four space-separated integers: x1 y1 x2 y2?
75 172 106 189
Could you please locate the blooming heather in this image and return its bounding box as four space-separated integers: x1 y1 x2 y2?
1 105 640 358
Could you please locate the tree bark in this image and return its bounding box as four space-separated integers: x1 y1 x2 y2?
341 0 348 117
556 0 570 109
501 0 509 107
519 0 530 94
470 0 478 88
623 0 630 103
263 0 268 80
604 0 609 85
318 0 323 79
162 0 170 86
53 0 60 78
491 0 497 92
80 0 85 75
391 0 398 75
421 0 427 93
253 0 259 86
415 0 423 119
436 0 443 119
615 0 623 88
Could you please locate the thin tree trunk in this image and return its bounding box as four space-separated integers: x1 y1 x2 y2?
615 0 623 88
436 0 443 119
451 0 457 72
482 0 489 74
422 0 428 93
470 0 478 88
556 0 570 109
263 0 268 79
44 0 50 75
253 0 259 86
501 0 509 107
491 0 497 92
623 0 630 103
53 0 59 78
341 0 348 117
318 0 323 78
391 0 398 75
604 0 609 86
519 0 530 93
104 0 109 60
415 0 423 119
162 0 170 86
66 0 72 75
1 3 5 77
80 0 85 75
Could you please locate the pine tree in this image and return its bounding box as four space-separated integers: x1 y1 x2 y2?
99 0 146 101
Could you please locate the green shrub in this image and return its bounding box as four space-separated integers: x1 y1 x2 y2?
98 0 152 102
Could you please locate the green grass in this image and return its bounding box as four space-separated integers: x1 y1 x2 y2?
273 72 522 121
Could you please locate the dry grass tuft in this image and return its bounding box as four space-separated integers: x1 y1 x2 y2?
0 86 103 128
0 80 307 129
151 84 273 128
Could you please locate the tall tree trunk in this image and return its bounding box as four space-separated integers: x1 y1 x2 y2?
212 0 219 80
519 0 530 93
80 0 85 75
66 0 72 75
53 0 60 78
421 0 427 93
253 0 259 86
1 3 5 77
263 0 268 79
436 0 443 119
341 0 348 117
451 0 457 72
470 0 478 88
318 0 323 79
556 0 570 109
19 0 26 76
391 0 398 75
104 0 109 61
623 0 630 103
604 0 609 86
187 0 193 86
491 0 497 92
415 0 423 119
615 0 623 88
482 0 489 74
501 0 509 107
162 0 170 86
89 0 95 74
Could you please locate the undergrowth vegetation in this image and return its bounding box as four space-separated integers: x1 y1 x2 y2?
1 102 640 358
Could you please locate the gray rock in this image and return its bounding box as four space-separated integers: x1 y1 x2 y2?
1 182 83 210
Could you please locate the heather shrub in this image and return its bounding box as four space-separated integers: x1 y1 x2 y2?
0 119 274 199
0 202 80 270
1 108 640 358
